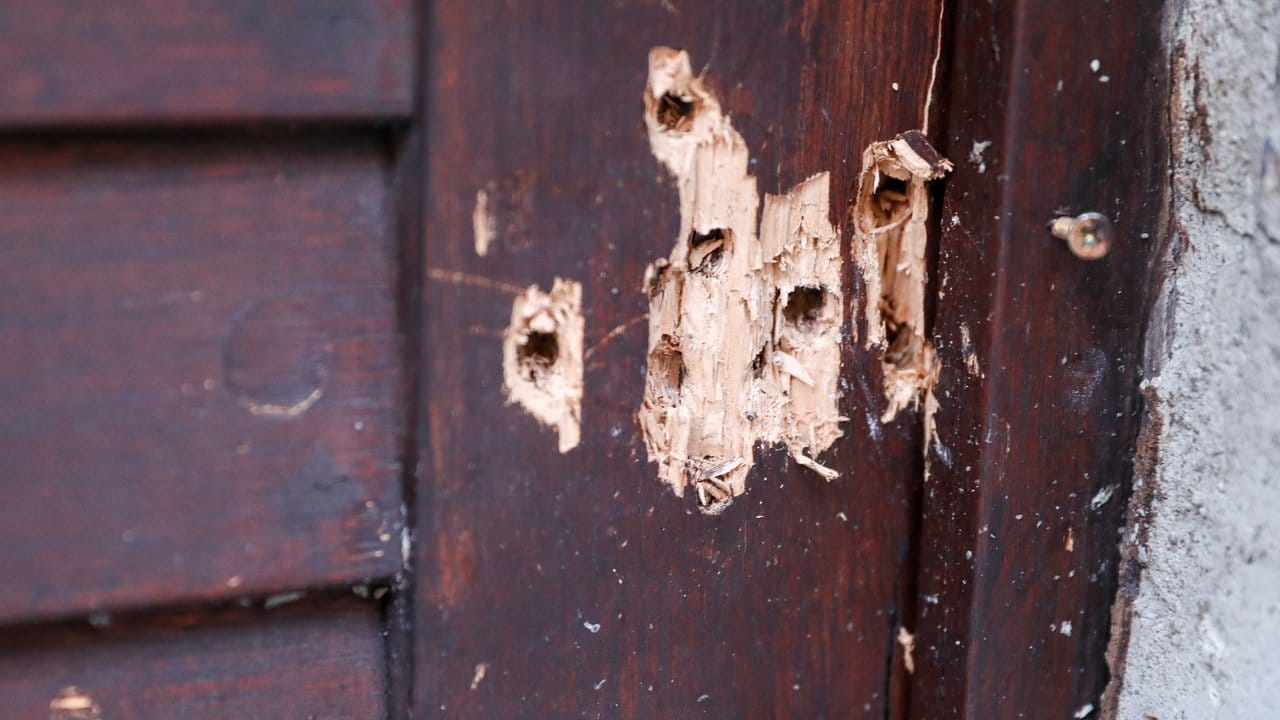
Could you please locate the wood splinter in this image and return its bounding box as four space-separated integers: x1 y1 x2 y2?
637 47 844 514
853 130 953 467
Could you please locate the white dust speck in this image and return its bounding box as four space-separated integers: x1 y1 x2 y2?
968 140 993 174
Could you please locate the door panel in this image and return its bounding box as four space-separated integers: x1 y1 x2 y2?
0 595 388 719
0 0 414 126
0 137 405 622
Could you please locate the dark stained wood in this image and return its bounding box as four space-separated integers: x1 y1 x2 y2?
0 136 406 623
906 1 1170 717
414 1 944 717
0 595 387 719
0 1 413 127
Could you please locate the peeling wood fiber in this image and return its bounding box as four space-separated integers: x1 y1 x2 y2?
638 47 843 514
502 278 583 452
853 132 952 464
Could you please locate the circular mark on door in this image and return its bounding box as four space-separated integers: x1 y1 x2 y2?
222 296 329 418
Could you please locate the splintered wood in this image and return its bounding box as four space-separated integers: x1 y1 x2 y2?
638 47 843 514
853 132 952 461
49 687 101 720
503 278 583 453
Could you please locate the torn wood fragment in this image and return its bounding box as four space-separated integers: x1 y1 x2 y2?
897 626 917 674
49 687 101 720
638 47 843 513
853 131 952 433
473 189 495 257
960 323 983 378
503 278 583 452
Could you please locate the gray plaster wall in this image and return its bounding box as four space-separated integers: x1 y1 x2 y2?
1113 0 1280 718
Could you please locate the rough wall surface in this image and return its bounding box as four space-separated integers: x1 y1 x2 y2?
1115 0 1280 717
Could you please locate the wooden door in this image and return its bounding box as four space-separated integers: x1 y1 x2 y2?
0 2 415 717
0 2 1167 719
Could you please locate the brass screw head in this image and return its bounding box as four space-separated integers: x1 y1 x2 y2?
1050 212 1113 260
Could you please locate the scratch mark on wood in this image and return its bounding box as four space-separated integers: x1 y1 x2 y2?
583 314 649 361
427 268 526 296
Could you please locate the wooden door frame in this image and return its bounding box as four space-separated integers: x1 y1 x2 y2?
903 0 1170 717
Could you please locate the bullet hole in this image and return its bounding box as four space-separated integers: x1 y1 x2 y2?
657 92 696 131
783 286 829 326
875 174 909 200
518 331 559 379
648 338 685 398
502 278 583 453
689 228 731 274
640 47 847 509
854 133 952 427
751 345 767 379
883 325 920 367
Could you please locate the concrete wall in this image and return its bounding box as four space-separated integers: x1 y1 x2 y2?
1113 1 1280 717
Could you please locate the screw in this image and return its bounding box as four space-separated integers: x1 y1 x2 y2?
1049 212 1113 260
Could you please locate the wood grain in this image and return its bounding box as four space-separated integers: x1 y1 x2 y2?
0 1 413 127
414 2 943 717
0 594 387 719
0 136 405 623
905 1 1170 717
